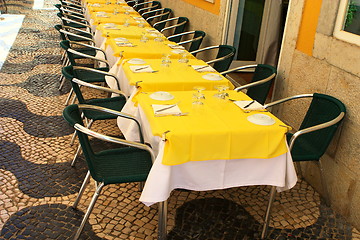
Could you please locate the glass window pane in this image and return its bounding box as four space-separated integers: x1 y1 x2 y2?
343 0 360 36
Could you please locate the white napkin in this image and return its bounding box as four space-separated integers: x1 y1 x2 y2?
147 29 160 33
116 42 135 47
191 65 216 72
96 13 109 18
168 44 185 50
234 100 265 111
129 65 155 73
152 104 182 116
91 3 101 7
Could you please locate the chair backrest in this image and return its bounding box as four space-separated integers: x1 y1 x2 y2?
62 104 153 184
246 64 277 104
144 8 172 25
212 45 236 72
54 24 67 41
291 93 346 161
174 30 205 52
154 17 189 36
62 65 87 104
135 1 161 14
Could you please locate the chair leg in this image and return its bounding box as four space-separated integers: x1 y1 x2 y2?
73 182 104 240
73 171 91 209
59 75 66 90
318 161 331 206
261 186 276 239
71 144 82 167
70 130 77 146
64 88 74 106
158 201 167 240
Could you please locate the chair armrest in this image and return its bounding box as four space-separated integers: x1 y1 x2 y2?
220 64 257 75
288 112 345 151
62 17 91 29
68 48 110 68
141 8 161 18
153 17 178 28
69 41 106 56
160 21 187 33
146 12 169 22
61 8 84 17
60 29 94 43
63 12 88 22
263 94 314 109
206 52 234 65
190 45 219 55
73 67 119 88
234 73 276 91
64 25 92 37
77 104 149 147
72 77 125 98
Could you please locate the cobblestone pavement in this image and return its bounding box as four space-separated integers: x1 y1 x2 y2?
0 1 360 239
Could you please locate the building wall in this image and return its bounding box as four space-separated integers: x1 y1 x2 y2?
158 0 228 52
275 0 360 230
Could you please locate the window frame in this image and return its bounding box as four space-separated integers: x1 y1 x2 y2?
334 0 360 46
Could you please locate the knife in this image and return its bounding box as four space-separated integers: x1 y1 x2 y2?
195 65 209 71
243 100 255 109
155 103 178 113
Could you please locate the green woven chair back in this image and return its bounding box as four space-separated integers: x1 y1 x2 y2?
159 17 189 41
290 93 346 162
188 31 206 52
212 45 236 72
134 1 161 12
63 104 152 184
147 8 172 25
246 64 277 105
62 66 86 103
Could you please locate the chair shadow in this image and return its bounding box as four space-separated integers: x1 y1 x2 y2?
0 203 102 240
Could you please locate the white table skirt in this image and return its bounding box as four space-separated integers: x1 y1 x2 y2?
117 101 298 207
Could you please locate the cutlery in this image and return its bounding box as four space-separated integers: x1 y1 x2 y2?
156 112 189 117
194 65 209 71
155 103 179 113
134 66 150 71
243 100 255 109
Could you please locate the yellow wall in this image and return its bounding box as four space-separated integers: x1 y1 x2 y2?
181 0 221 15
296 0 323 55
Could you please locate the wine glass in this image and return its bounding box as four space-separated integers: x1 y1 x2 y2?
178 52 189 63
192 86 206 105
161 54 171 67
214 85 229 99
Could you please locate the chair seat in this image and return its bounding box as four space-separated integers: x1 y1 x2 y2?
74 67 109 83
92 147 152 185
84 96 127 121
286 133 321 161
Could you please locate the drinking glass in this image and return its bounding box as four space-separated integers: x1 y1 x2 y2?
140 32 149 42
161 54 171 67
214 85 229 99
192 86 206 105
178 52 189 63
123 19 130 27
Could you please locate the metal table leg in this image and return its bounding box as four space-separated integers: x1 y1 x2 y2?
261 186 276 239
158 201 168 240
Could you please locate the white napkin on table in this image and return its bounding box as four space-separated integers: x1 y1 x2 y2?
129 65 155 73
116 42 135 47
234 100 265 111
191 65 216 72
152 104 182 116
167 44 185 50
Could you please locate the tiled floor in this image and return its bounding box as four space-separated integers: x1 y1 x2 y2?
0 1 360 239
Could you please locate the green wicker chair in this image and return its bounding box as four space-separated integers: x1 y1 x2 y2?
260 93 346 239
62 66 127 165
168 30 206 52
190 45 236 72
153 17 189 37
63 104 153 240
221 64 277 105
143 8 172 26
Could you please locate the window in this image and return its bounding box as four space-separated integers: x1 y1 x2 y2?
334 0 360 46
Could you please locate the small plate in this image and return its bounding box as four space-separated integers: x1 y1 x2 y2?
247 114 275 126
202 73 223 81
128 58 146 64
114 37 128 42
171 49 186 54
150 91 174 101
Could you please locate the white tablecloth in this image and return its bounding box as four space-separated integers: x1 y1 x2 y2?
117 100 298 206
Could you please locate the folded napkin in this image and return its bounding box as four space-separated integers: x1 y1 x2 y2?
191 65 216 72
91 3 101 7
133 16 143 20
104 25 118 29
147 29 160 33
129 65 155 73
96 13 109 18
116 42 135 47
152 104 182 116
167 44 185 50
234 100 265 111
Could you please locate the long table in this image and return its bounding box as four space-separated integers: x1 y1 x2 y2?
83 2 298 239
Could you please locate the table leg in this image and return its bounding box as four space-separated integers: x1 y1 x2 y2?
158 201 168 240
261 186 276 239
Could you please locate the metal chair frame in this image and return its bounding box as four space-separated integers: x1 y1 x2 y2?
153 17 188 34
190 45 235 65
260 93 346 239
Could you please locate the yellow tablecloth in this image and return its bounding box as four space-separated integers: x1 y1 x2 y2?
88 4 137 14
97 24 164 40
90 12 150 27
137 91 289 165
84 0 127 5
122 58 233 92
107 37 185 59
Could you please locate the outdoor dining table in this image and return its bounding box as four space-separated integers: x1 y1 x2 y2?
83 2 298 239
117 90 298 239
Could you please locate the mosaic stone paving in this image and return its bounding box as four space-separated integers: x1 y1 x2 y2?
1 0 360 239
